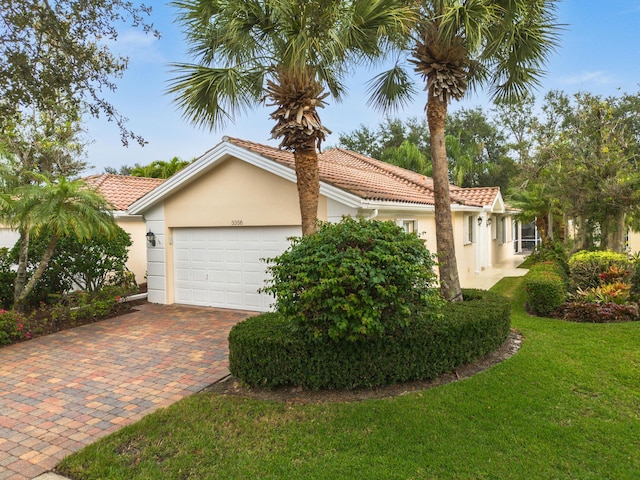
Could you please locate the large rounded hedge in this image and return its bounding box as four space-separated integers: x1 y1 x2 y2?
229 289 511 390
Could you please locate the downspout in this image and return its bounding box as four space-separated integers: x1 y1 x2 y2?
365 209 379 220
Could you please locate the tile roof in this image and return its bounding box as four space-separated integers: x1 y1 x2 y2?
224 137 499 208
85 174 165 211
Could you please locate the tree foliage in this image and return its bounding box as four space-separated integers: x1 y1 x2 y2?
508 90 640 251
0 0 158 146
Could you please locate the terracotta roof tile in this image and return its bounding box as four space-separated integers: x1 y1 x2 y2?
85 174 165 211
455 187 500 207
224 137 498 208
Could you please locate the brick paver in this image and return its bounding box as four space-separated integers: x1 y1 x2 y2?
0 303 251 480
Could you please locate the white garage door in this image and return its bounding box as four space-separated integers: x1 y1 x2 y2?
173 226 300 311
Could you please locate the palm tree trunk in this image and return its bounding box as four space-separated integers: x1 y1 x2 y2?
14 233 58 312
293 139 320 236
427 92 462 302
13 229 30 308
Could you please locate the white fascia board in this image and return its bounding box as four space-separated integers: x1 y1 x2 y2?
360 201 436 213
112 210 143 219
450 204 483 213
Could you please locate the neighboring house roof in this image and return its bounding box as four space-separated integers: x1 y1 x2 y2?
85 174 165 211
129 137 505 214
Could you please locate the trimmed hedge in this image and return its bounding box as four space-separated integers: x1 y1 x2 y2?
524 261 567 317
228 289 511 390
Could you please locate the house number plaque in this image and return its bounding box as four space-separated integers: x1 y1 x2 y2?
231 220 244 226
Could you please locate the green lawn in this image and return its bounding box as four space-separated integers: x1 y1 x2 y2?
58 277 640 479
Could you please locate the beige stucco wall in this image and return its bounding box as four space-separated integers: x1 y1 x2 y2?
491 215 514 264
628 229 640 254
164 157 327 228
456 212 478 283
115 217 148 285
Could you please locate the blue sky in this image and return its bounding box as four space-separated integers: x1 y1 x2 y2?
84 0 640 173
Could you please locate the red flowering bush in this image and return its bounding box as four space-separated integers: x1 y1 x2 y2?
0 309 33 345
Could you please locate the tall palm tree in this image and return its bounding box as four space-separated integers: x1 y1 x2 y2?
9 176 116 311
168 0 414 236
370 0 559 301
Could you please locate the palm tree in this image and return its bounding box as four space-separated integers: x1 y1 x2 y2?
369 0 559 301
168 0 414 236
9 176 116 311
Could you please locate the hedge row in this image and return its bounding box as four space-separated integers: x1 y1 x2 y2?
524 261 567 317
228 289 511 390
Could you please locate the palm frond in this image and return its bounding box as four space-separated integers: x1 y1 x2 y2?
366 63 416 112
167 64 264 130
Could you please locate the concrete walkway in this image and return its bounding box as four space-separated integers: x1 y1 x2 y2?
0 304 251 480
460 255 528 290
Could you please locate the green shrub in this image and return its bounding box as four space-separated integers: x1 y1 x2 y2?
0 248 15 310
568 250 631 291
0 309 32 345
524 262 566 317
528 240 570 274
52 226 133 293
6 227 134 309
630 253 640 299
263 217 443 342
557 302 639 323
229 289 511 390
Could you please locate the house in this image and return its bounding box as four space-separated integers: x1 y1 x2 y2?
128 137 521 312
0 174 164 285
84 174 165 284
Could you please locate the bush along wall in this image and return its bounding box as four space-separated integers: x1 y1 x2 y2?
524 261 567 317
229 289 511 390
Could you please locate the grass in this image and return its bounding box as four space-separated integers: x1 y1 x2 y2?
58 277 640 479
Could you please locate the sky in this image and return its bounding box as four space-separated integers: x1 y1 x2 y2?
83 0 640 174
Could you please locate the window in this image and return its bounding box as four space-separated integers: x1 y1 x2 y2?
498 216 508 244
464 215 475 245
403 220 416 234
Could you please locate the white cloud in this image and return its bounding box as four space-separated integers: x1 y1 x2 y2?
558 70 615 86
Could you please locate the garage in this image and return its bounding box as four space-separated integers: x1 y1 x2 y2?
173 226 300 311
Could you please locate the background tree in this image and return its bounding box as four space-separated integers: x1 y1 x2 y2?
535 91 640 252
337 117 430 161
445 108 514 191
0 103 87 180
0 0 158 146
130 157 192 178
169 0 414 236
369 0 559 301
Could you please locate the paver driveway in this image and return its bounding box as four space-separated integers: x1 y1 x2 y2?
0 303 251 480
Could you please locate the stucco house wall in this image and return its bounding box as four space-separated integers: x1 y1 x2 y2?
628 230 640 254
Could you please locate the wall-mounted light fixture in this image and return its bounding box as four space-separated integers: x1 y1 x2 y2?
146 231 156 247
487 217 493 227
477 217 483 226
